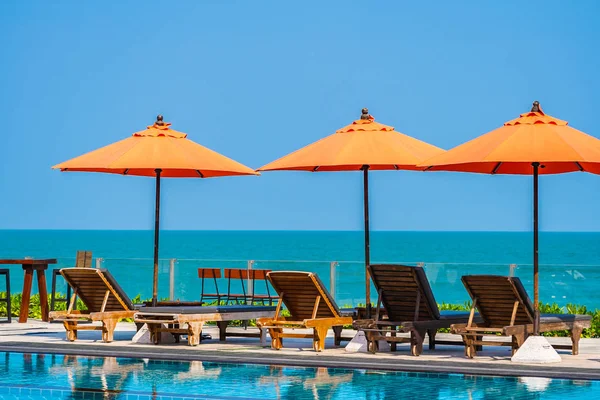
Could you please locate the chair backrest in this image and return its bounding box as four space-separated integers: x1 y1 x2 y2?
249 269 269 280
225 269 248 279
60 268 134 312
368 264 441 322
249 269 274 300
462 275 534 327
198 268 221 279
267 271 342 320
250 269 272 293
75 251 93 268
225 268 248 297
197 268 221 297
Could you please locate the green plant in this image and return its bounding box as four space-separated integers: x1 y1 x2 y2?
439 301 471 311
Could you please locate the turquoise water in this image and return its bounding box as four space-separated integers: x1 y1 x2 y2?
0 352 598 399
0 230 599 307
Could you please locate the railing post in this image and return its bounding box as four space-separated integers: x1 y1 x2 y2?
169 258 176 301
330 261 338 300
95 258 103 269
509 263 517 277
247 260 254 298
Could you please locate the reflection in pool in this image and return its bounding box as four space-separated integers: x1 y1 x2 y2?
0 352 597 399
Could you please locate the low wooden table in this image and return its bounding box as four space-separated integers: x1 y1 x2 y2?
0 259 57 323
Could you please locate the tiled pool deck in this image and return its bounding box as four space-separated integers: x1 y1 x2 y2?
1 321 600 380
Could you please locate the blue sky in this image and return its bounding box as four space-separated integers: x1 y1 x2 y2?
1 0 599 231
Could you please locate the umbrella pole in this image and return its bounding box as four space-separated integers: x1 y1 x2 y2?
152 168 162 307
532 162 540 335
362 166 371 317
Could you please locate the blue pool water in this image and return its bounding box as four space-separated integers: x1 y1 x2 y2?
0 352 598 399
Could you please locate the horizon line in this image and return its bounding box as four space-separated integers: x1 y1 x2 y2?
1 229 599 233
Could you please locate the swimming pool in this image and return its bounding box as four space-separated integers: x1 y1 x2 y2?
0 352 597 399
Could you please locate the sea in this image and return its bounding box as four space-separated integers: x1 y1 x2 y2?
1 230 599 309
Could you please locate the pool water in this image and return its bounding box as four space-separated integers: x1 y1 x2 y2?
0 352 598 399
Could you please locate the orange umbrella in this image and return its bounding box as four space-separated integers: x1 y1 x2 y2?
53 116 257 305
258 109 445 310
419 101 600 334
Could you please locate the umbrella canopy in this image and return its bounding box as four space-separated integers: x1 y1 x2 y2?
419 101 600 334
53 117 256 177
53 116 257 305
259 109 445 310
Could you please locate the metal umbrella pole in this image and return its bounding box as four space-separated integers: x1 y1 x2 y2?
532 162 540 335
362 165 371 317
152 168 162 307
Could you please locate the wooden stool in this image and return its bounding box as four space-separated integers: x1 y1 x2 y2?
0 269 11 323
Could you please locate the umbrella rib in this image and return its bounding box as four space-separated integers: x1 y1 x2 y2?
196 170 204 177
123 169 129 175
313 166 320 172
491 162 502 175
550 125 588 162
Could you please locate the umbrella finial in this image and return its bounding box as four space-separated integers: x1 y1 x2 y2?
156 115 165 126
531 101 540 113
361 108 371 120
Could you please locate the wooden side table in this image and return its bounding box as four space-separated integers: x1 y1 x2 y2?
0 259 58 323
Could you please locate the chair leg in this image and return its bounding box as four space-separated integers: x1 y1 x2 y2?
5 271 11 323
270 328 283 350
50 269 73 312
217 321 228 341
570 326 583 355
63 321 78 342
50 270 58 312
332 326 343 346
102 319 118 343
410 329 426 356
464 335 475 358
367 336 379 354
427 329 437 350
187 322 203 346
313 326 328 352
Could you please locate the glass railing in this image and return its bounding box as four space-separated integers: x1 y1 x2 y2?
3 257 599 311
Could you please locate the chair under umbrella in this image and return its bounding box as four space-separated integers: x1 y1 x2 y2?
258 109 444 311
53 116 257 305
419 101 600 335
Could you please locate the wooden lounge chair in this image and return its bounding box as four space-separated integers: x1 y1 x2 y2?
49 268 136 342
256 271 352 352
134 304 276 345
353 264 481 356
451 275 592 358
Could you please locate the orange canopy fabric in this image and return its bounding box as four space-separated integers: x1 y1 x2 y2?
53 121 257 178
258 117 444 172
419 105 600 175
